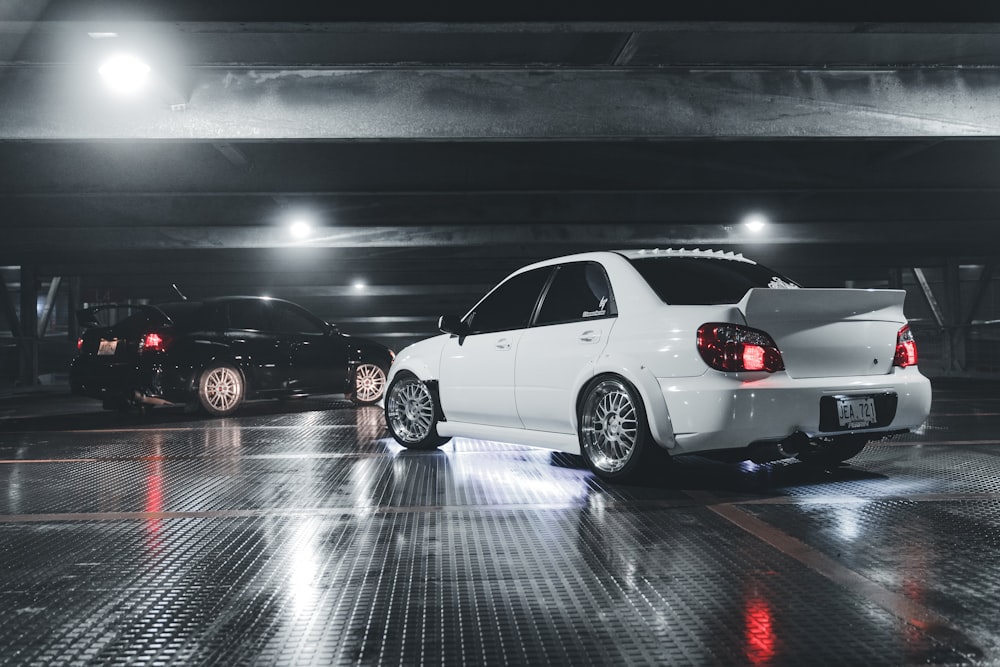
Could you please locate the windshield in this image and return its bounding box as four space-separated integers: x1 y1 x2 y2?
629 257 799 305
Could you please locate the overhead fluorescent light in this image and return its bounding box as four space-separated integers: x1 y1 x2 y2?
98 54 150 94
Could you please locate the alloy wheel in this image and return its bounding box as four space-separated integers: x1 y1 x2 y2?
580 379 639 473
355 363 387 403
203 366 242 413
386 377 435 444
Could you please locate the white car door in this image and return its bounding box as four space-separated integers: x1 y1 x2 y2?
438 266 553 429
515 262 617 433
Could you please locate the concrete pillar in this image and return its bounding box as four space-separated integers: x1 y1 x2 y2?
18 264 38 386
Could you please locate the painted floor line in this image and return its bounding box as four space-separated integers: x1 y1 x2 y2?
686 489 983 660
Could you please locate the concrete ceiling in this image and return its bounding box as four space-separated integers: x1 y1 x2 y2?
3 1 1000 345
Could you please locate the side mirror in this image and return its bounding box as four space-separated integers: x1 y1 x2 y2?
438 314 468 336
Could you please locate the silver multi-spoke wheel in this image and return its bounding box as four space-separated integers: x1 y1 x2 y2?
386 376 435 443
354 363 387 404
384 372 449 449
580 378 640 474
198 365 244 416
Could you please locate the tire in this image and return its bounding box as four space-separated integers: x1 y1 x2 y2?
384 371 450 450
578 375 657 482
351 363 388 406
197 363 245 416
797 435 869 467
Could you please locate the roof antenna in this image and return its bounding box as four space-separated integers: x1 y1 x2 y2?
171 283 188 301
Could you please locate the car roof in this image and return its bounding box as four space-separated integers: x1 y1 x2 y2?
156 296 301 307
508 248 759 277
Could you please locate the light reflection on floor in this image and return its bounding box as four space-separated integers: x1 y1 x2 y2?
0 383 997 665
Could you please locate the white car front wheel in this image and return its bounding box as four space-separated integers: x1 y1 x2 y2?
384 372 450 449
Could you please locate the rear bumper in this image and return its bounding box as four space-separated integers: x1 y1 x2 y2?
70 356 192 406
656 366 932 454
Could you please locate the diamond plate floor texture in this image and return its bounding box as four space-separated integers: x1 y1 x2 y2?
0 379 999 665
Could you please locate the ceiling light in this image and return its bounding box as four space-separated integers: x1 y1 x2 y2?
88 32 119 40
742 213 768 232
98 54 150 94
353 281 366 290
289 220 311 239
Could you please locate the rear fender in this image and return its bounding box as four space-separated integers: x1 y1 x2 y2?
579 356 677 450
185 348 246 393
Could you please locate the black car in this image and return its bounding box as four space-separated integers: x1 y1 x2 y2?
70 296 394 416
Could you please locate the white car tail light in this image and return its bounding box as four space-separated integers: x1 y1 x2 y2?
893 324 918 368
697 323 784 373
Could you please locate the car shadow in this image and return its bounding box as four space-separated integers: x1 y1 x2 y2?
549 450 887 495
0 394 358 432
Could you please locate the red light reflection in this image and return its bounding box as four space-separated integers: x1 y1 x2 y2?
144 458 164 556
744 593 776 665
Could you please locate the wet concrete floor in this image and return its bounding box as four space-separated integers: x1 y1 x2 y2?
0 379 998 665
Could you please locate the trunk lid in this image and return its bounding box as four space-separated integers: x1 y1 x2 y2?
738 288 906 379
76 304 172 361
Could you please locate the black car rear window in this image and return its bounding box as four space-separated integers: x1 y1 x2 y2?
155 302 207 330
629 257 798 305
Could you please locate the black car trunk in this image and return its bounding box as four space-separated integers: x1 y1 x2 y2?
76 304 174 364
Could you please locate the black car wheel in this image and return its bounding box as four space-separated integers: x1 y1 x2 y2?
351 363 388 405
384 371 450 449
197 363 245 416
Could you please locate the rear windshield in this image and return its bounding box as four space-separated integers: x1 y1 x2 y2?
629 257 798 305
155 302 207 329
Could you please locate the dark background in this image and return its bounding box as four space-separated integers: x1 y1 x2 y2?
2 1 999 381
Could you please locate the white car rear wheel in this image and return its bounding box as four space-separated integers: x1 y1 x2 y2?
579 375 655 482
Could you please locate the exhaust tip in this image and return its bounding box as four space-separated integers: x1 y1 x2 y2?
749 431 811 463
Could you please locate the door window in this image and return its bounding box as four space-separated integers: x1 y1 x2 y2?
465 267 552 334
535 262 616 326
270 302 326 334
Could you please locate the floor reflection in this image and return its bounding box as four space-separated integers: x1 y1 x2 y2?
0 380 996 665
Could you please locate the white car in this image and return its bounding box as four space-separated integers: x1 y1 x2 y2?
383 249 932 482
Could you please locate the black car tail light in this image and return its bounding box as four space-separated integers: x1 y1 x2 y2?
697 323 784 373
140 332 171 354
76 337 83 351
893 324 918 368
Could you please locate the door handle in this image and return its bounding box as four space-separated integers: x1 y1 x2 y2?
495 338 511 351
579 330 600 343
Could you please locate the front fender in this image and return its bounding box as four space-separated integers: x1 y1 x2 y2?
385 334 448 386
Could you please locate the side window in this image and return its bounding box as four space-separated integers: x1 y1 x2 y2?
466 267 552 334
203 305 228 332
227 300 272 331
271 302 326 334
535 262 616 326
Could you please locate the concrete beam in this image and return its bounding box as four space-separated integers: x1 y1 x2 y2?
2 67 1000 140
3 221 1000 253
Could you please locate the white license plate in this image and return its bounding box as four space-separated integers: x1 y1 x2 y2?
837 396 877 428
97 339 118 356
